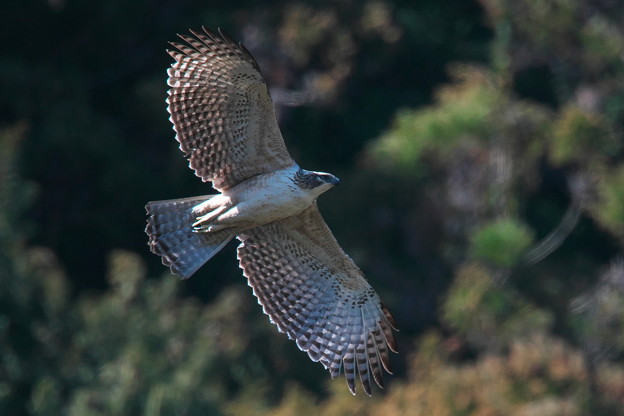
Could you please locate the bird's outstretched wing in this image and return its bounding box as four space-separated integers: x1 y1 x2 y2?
236 204 399 395
167 27 294 191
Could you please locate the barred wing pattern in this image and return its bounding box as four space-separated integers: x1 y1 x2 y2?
236 204 398 395
167 28 294 191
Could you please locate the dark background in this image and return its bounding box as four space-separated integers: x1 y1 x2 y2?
1 0 623 414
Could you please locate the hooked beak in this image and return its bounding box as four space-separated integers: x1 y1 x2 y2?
328 175 340 186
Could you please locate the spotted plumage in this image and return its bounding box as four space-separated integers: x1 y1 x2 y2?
145 27 398 395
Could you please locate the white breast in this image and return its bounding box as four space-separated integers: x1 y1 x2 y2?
223 165 315 227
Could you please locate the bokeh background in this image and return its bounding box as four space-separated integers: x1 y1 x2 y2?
2 0 624 414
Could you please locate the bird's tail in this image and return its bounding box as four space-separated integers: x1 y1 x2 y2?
145 195 234 279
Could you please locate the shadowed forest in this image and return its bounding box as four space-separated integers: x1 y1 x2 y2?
2 0 624 414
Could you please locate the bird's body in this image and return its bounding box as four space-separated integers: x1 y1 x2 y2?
191 165 337 233
145 27 397 395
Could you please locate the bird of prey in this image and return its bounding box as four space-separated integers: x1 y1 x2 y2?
145 27 398 395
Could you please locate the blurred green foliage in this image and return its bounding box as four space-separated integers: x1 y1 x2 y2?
442 264 553 351
370 68 499 177
470 219 534 267
1 0 624 414
593 166 624 236
549 106 618 166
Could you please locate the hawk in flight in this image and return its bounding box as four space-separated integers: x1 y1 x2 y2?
145 27 398 395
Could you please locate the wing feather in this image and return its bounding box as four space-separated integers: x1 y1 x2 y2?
166 27 294 191
236 204 398 395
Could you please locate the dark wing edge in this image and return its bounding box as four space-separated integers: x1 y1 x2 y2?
168 27 260 74
236 206 398 395
215 27 262 73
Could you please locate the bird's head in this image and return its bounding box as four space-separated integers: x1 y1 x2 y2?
295 169 340 195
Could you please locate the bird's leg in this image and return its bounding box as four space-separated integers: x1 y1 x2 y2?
200 205 246 232
191 195 231 232
191 195 251 233
192 205 229 232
